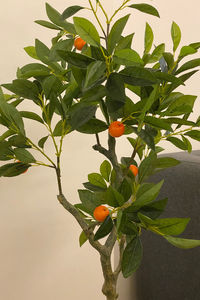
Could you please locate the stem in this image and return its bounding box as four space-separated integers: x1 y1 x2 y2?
88 0 107 38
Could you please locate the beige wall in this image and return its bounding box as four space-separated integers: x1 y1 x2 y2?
0 1 200 300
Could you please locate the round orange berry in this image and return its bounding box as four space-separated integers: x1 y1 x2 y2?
93 205 109 222
74 37 86 51
108 121 125 138
129 164 138 177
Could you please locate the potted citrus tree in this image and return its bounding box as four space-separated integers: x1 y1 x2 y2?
1 1 200 299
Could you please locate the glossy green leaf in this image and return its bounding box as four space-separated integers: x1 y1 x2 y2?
100 160 112 182
120 66 158 86
104 186 125 207
134 180 164 207
88 173 107 189
185 130 200 141
46 3 76 34
13 148 36 163
78 189 102 215
106 73 126 113
0 162 30 177
68 102 97 130
77 118 108 134
108 15 130 54
2 79 39 102
18 63 50 79
138 152 157 182
167 136 188 150
94 216 113 241
73 17 100 47
79 230 88 247
114 49 143 66
35 20 61 30
164 235 200 249
129 3 160 18
0 141 13 161
38 136 49 149
62 6 84 19
24 46 39 60
116 33 134 51
42 75 63 99
49 39 74 62
144 116 172 131
144 22 154 54
57 50 95 68
164 95 197 116
122 237 143 278
178 46 197 60
175 58 200 75
20 111 44 124
140 198 168 220
154 157 180 170
148 43 165 63
35 39 50 64
171 21 181 53
84 61 106 90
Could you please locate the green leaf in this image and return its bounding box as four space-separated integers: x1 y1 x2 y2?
38 136 49 149
20 111 44 124
94 216 113 241
138 152 157 182
148 43 165 63
106 73 126 113
185 130 200 141
0 162 30 177
0 141 13 161
140 198 168 220
118 178 133 202
167 136 188 150
35 20 61 30
78 189 102 215
46 3 76 34
50 39 74 62
103 186 124 207
181 135 192 153
79 230 88 247
62 6 84 19
144 116 172 131
53 120 69 136
164 95 197 116
2 79 39 102
108 15 130 54
114 49 143 66
57 50 95 68
18 63 50 79
42 75 62 99
24 46 39 60
68 102 97 130
0 96 25 135
178 46 197 60
35 39 50 64
77 118 108 134
171 21 181 53
84 61 106 90
73 17 100 47
154 157 180 170
122 237 143 278
88 173 107 189
13 148 36 163
144 22 154 54
100 160 112 182
134 180 164 208
129 3 160 18
164 235 200 249
163 52 174 70
81 85 107 103
116 33 134 51
120 66 158 86
175 58 200 75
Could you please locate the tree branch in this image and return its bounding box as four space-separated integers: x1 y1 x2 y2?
57 194 107 256
114 235 126 279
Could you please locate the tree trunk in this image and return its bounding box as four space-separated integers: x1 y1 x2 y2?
100 254 118 300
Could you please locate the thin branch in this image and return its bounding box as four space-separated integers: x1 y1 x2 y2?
57 194 107 256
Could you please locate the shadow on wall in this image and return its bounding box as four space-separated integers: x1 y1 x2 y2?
118 150 200 300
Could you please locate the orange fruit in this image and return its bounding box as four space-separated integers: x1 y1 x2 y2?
93 205 109 222
74 37 86 50
129 164 138 177
109 121 125 138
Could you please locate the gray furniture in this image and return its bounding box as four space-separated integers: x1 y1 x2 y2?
134 151 200 300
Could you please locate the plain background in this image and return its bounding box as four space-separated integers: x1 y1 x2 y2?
0 1 200 299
